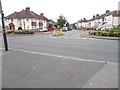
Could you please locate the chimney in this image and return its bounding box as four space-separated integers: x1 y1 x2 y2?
26 7 30 11
106 10 110 13
40 13 44 16
93 15 95 18
96 14 99 17
83 18 86 20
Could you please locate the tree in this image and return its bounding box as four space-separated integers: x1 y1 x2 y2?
73 23 77 29
57 14 67 28
66 22 69 27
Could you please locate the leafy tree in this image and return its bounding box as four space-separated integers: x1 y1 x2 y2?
54 24 58 28
57 15 67 28
73 23 76 29
66 22 69 27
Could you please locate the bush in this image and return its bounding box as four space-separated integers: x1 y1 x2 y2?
89 26 120 37
6 30 14 34
114 32 120 37
6 30 34 34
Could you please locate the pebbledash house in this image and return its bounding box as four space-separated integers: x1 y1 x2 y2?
4 7 50 30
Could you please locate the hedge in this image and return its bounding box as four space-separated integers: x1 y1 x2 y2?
89 26 120 37
6 30 34 34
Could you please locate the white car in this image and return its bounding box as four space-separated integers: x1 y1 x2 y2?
62 27 68 31
101 26 113 30
96 26 113 30
38 28 48 32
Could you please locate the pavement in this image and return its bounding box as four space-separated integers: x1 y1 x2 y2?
2 49 118 88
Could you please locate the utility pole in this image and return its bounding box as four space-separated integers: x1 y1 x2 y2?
0 0 8 51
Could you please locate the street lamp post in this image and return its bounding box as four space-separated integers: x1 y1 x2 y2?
0 0 8 51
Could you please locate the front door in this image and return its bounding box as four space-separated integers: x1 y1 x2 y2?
9 23 15 30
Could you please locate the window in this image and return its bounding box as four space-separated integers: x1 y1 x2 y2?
27 18 29 21
104 18 107 21
108 18 111 21
11 19 13 22
32 19 37 22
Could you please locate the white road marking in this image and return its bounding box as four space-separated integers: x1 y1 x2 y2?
7 48 117 64
33 67 36 68
2 50 16 55
82 38 88 39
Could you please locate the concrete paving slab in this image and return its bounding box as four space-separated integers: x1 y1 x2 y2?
2 50 105 88
83 63 118 88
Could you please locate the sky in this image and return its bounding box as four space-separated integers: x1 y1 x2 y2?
1 0 120 24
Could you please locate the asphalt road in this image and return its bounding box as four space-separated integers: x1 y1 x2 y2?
6 30 118 63
1 30 118 88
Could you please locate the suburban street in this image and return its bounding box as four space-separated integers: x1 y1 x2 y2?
2 30 118 88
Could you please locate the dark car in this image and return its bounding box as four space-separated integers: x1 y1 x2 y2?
68 27 72 31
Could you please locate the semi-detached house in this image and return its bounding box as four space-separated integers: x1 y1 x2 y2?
76 10 120 29
4 7 49 30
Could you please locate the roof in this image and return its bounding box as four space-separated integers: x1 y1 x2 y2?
5 7 49 21
80 10 120 23
39 13 49 21
94 10 120 20
111 11 120 17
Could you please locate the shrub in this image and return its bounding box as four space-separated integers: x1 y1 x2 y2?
6 30 14 34
89 26 120 37
14 30 19 34
99 31 104 36
6 30 35 34
114 32 120 37
102 32 108 36
107 32 114 36
28 30 34 34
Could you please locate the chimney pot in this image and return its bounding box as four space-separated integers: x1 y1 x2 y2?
96 14 99 17
106 10 110 13
26 7 30 10
40 13 44 16
93 15 95 19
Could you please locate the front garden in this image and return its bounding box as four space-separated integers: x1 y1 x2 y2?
89 26 120 37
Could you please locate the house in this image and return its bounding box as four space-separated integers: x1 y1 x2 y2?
103 10 120 26
47 19 55 28
81 18 89 29
77 18 89 29
4 7 49 30
76 10 120 30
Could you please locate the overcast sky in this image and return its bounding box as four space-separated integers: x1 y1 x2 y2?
1 0 120 24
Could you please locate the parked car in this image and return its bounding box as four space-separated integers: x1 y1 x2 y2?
68 27 72 31
96 27 101 30
48 28 55 31
101 26 113 30
62 27 68 31
37 28 48 32
96 26 113 30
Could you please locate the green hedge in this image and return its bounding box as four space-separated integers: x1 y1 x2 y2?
6 30 34 34
89 26 120 37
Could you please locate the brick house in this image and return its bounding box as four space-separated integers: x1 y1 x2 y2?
4 7 49 30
